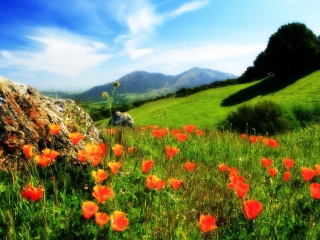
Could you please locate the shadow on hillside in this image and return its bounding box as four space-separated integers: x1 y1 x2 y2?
221 75 301 106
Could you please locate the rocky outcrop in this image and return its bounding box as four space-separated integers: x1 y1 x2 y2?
0 76 102 161
110 111 134 127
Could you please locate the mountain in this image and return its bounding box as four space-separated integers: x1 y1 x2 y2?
81 67 237 103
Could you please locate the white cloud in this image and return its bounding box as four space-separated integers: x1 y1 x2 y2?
172 0 210 16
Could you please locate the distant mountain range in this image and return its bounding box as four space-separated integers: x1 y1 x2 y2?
81 67 237 103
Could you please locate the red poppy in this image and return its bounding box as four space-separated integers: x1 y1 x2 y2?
92 185 114 203
146 175 166 190
240 134 247 139
219 163 229 172
261 158 273 169
112 144 123 157
110 211 129 231
268 168 277 177
283 172 291 181
184 125 196 133
165 146 180 159
68 132 84 145
92 169 108 183
228 175 245 189
250 136 258 144
95 212 109 227
310 183 320 200
170 129 180 136
22 144 33 158
142 159 154 174
169 178 183 190
184 161 195 171
82 201 99 219
99 143 107 158
283 158 295 170
243 200 263 220
175 133 188 142
77 150 87 162
229 167 239 177
266 139 278 148
234 182 250 199
108 161 122 174
199 214 217 232
49 124 61 135
301 167 317 182
21 182 43 201
152 129 167 138
196 130 203 136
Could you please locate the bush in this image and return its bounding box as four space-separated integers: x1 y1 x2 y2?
292 103 320 127
227 100 289 135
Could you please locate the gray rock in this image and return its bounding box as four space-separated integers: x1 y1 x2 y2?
110 111 134 127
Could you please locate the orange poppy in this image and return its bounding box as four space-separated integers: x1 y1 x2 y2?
42 148 60 160
21 182 43 201
301 167 317 182
199 214 217 232
86 144 103 157
268 168 277 177
77 150 87 162
95 212 109 227
243 200 263 220
283 172 291 181
22 144 33 158
184 125 196 133
108 161 122 174
234 182 250 199
127 147 135 154
165 146 180 159
142 159 154 174
184 161 195 171
314 164 320 175
110 211 129 231
112 144 123 157
99 143 107 158
35 155 54 167
219 163 229 172
175 133 187 142
49 124 61 135
68 132 84 145
92 185 114 203
310 183 320 200
169 178 183 190
250 136 258 144
261 158 273 169
82 201 99 219
240 134 247 139
146 175 166 190
92 169 108 183
89 155 102 167
152 128 167 138
283 158 295 170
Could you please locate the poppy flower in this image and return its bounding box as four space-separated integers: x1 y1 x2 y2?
127 147 135 154
240 134 247 139
268 168 277 177
112 144 123 157
82 201 99 219
283 172 291 181
152 129 167 138
175 133 188 142
310 183 320 200
301 167 317 182
110 211 129 231
283 158 295 170
266 139 278 148
169 178 183 190
22 144 33 158
42 148 60 160
314 164 320 175
99 143 107 158
229 167 239 177
171 129 181 136
77 150 87 162
199 214 217 232
165 146 180 159
92 169 108 183
243 200 263 220
49 124 61 135
89 155 102 167
146 175 166 190
184 125 196 133
108 161 122 174
261 158 273 169
184 161 195 171
95 212 109 227
228 175 245 189
35 155 54 167
92 185 114 203
142 159 154 174
250 136 258 144
196 130 203 136
219 163 229 172
234 182 250 199
86 144 103 157
68 132 84 145
21 182 43 201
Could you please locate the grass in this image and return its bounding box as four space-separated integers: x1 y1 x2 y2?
1 124 320 239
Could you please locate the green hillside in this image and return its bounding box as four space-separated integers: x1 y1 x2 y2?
97 70 320 128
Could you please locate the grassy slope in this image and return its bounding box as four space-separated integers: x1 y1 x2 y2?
124 70 320 128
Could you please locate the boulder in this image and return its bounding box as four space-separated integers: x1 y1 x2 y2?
0 76 103 162
110 111 134 127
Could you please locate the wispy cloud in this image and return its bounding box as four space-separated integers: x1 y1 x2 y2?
172 0 210 16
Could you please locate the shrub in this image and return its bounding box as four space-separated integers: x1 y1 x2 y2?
227 100 289 135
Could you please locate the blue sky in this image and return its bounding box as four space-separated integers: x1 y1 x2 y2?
1 0 320 91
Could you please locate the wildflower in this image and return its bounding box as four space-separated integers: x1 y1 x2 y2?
42 148 60 160
169 178 183 190
243 200 263 220
196 130 203 136
234 182 250 199
110 211 129 231
310 183 320 200
199 214 217 232
101 92 108 98
250 136 258 144
261 158 273 169
283 158 295 170
113 82 120 87
266 139 278 148
175 133 188 142
171 129 181 136
99 143 107 158
22 144 33 158
95 212 109 227
219 163 229 172
314 164 320 175
165 146 179 159
184 161 195 171
68 132 84 145
240 134 247 139
283 172 291 181
142 159 154 174
301 167 317 182
152 129 167 138
77 150 87 162
21 182 43 201
229 167 239 177
184 124 196 133
35 155 52 167
92 169 108 183
89 155 102 167
268 168 277 178
86 144 103 157
127 147 135 154
108 161 122 174
92 185 114 203
228 175 245 189
112 144 123 157
82 201 99 219
49 124 61 135
146 175 166 190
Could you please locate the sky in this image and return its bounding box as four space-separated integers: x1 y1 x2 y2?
1 0 320 91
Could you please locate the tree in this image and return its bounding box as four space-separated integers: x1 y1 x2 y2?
265 22 320 78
